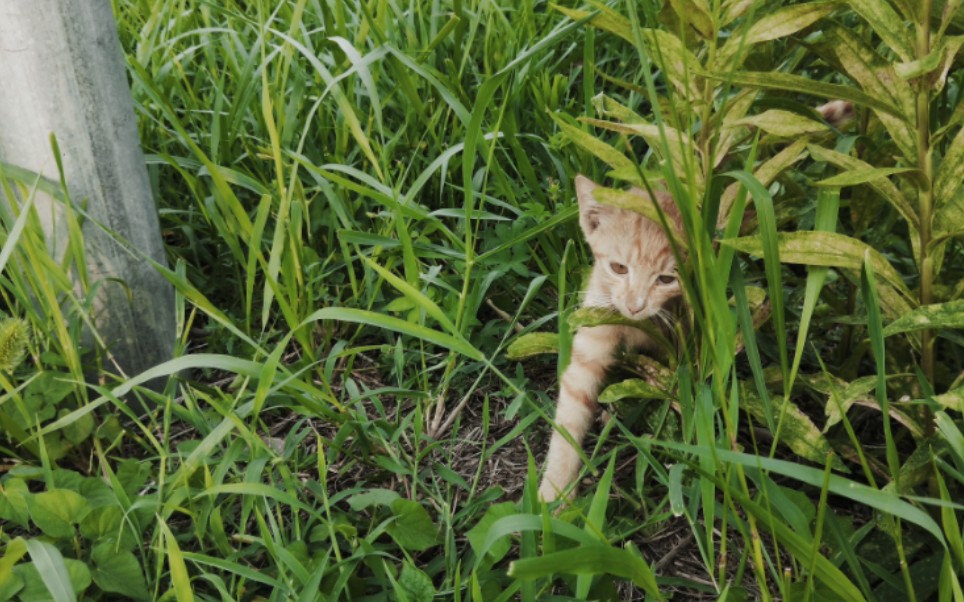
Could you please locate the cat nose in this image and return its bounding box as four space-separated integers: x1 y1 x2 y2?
627 298 647 315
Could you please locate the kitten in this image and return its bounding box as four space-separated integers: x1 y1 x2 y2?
538 101 852 502
815 100 854 128
539 175 683 502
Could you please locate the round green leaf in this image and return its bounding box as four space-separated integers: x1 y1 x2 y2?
0 537 28 602
396 562 435 602
0 571 23 602
345 488 400 511
60 408 94 445
466 502 518 564
91 543 150 601
0 478 31 528
388 499 438 552
28 490 90 539
79 506 136 549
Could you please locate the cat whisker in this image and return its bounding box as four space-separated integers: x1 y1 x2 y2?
655 309 675 333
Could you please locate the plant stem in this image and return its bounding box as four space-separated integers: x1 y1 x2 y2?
917 0 936 411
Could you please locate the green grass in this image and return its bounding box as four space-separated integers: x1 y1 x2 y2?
1 0 964 600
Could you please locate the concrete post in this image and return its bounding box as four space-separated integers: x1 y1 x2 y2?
0 0 175 378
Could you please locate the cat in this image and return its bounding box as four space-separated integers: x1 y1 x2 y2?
815 100 855 127
539 101 853 502
539 175 683 502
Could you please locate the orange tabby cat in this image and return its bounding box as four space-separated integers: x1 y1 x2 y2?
540 101 853 502
539 175 683 502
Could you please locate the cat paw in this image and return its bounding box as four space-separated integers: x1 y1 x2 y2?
538 477 577 504
538 481 559 503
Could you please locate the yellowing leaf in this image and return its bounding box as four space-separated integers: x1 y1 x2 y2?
718 138 809 229
934 187 964 241
743 394 846 470
553 3 630 40
159 521 194 602
555 7 703 102
639 29 703 101
551 114 636 177
704 70 903 118
829 28 917 160
722 231 915 303
934 114 964 236
883 299 964 336
934 386 964 412
844 0 915 61
820 375 877 431
580 117 703 191
0 478 31 528
721 0 755 26
743 2 838 45
568 306 657 332
506 333 560 360
0 537 27 599
599 379 669 403
717 89 758 161
718 2 839 67
815 166 920 187
808 145 920 230
895 43 946 80
927 36 964 92
734 109 830 137
670 0 714 38
591 93 646 125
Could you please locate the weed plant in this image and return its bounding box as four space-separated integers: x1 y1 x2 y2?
0 1 963 600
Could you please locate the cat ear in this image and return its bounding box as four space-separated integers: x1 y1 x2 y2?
575 175 612 235
626 183 683 233
652 189 683 232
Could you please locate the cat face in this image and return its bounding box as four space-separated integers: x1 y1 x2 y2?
575 175 682 321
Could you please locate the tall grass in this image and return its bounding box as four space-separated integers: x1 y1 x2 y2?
0 0 961 600
514 1 964 599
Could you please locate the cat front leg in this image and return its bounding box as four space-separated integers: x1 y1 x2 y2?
539 326 619 502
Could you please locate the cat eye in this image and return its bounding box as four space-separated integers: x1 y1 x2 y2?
658 274 677 285
609 262 628 275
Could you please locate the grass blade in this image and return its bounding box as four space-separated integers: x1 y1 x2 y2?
159 521 195 602
25 540 77 602
649 440 947 547
788 187 839 391
509 544 663 599
308 307 483 361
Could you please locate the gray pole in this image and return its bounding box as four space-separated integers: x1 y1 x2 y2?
0 0 175 379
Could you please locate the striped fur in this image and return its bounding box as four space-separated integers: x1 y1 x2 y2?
539 175 682 502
